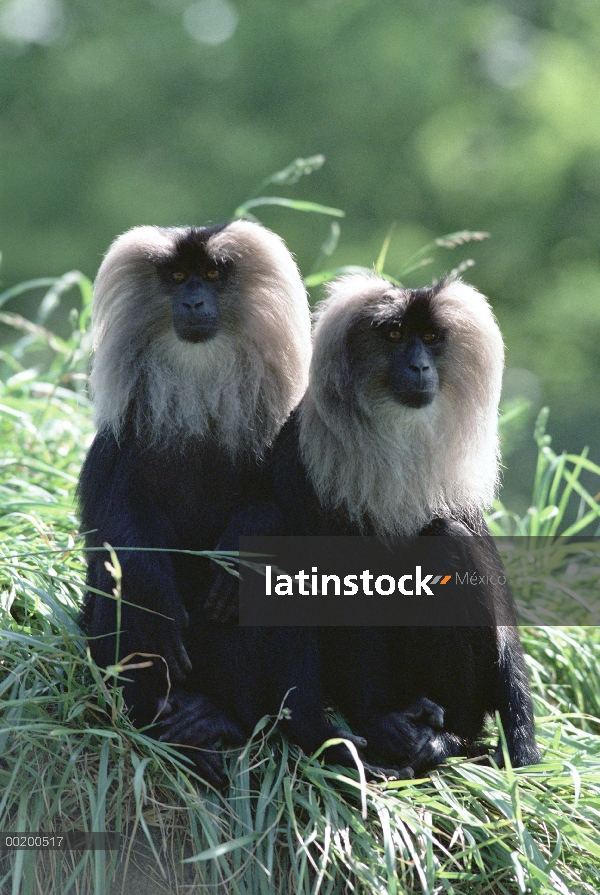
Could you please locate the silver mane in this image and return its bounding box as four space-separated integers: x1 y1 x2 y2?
299 275 504 536
90 220 312 456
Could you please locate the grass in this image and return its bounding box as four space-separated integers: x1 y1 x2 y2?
1 194 600 893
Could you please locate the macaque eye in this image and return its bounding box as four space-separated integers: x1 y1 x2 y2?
421 332 440 344
206 269 220 280
388 328 403 341
172 271 187 283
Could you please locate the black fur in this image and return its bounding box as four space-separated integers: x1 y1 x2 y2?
78 419 275 784
159 413 445 775
290 413 538 770
78 418 261 721
186 411 539 772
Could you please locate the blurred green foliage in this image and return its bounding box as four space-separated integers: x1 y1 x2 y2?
1 0 599 507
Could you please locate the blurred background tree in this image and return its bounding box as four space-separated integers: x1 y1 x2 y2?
1 0 599 509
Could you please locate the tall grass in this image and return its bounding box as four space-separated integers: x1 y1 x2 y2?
1 177 600 893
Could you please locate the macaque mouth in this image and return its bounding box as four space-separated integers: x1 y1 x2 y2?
175 320 220 343
399 389 436 408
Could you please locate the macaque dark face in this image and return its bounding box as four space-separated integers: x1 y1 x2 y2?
382 295 445 408
348 290 446 409
156 227 231 343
